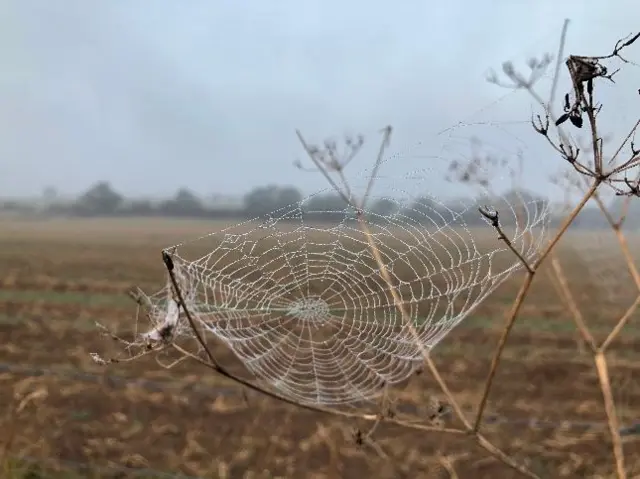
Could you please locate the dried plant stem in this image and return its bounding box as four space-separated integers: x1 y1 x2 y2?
491 221 534 273
473 272 533 430
473 179 600 432
540 32 639 477
548 19 570 108
608 119 640 168
356 220 469 421
600 294 640 351
616 179 639 225
549 256 598 352
588 187 640 347
544 258 587 353
611 227 640 290
546 260 635 479
546 229 640 479
438 454 460 479
589 193 640 290
358 205 538 478
594 352 626 479
490 41 639 475
295 131 540 478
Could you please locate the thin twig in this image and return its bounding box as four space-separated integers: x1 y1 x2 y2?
549 255 598 352
170 343 465 435
548 19 571 109
544 259 587 353
360 125 393 209
473 179 600 432
599 294 640 352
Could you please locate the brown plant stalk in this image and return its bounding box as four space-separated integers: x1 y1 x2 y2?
488 27 640 478
294 128 540 478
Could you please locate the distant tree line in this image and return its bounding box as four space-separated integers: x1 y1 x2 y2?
0 181 634 229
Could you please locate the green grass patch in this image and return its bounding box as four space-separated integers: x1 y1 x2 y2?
0 290 131 307
1 457 196 479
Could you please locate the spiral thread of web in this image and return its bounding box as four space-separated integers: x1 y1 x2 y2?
140 187 550 406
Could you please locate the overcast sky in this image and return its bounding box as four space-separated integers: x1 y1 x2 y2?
1 1 638 200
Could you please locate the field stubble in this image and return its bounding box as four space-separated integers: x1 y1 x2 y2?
0 218 639 478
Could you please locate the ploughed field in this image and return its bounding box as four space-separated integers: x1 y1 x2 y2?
0 218 639 478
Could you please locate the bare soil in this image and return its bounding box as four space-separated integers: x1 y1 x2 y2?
1 219 639 478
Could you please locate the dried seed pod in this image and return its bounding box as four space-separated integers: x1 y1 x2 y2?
569 113 583 129
556 113 570 126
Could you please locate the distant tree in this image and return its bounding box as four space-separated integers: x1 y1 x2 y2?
0 200 35 214
277 186 304 209
243 185 303 218
400 196 446 225
124 199 156 217
369 198 399 217
303 193 356 222
73 181 123 216
159 188 205 217
304 193 347 212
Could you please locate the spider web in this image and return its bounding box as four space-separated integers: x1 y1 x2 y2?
144 163 550 405
117 88 557 406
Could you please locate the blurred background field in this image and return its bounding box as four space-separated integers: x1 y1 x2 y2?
0 217 639 478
